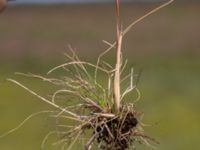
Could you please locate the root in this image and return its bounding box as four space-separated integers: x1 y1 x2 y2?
82 105 143 150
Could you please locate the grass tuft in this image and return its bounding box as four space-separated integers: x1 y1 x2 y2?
2 0 174 149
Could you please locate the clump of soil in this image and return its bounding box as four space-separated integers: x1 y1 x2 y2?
97 113 137 150
83 105 142 150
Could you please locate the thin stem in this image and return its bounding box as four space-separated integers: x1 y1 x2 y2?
122 0 174 36
113 0 122 114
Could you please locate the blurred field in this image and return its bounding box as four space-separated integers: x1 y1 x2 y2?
0 2 200 150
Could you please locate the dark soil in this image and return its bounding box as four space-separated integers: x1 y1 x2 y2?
95 111 138 150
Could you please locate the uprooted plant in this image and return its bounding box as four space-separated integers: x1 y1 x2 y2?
1 0 174 150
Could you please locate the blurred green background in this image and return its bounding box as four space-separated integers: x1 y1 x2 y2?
0 1 200 150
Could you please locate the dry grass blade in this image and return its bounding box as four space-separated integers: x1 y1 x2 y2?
122 0 174 36
7 79 80 119
95 42 116 83
66 130 82 150
0 110 54 138
48 61 112 75
15 72 65 85
41 131 58 149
